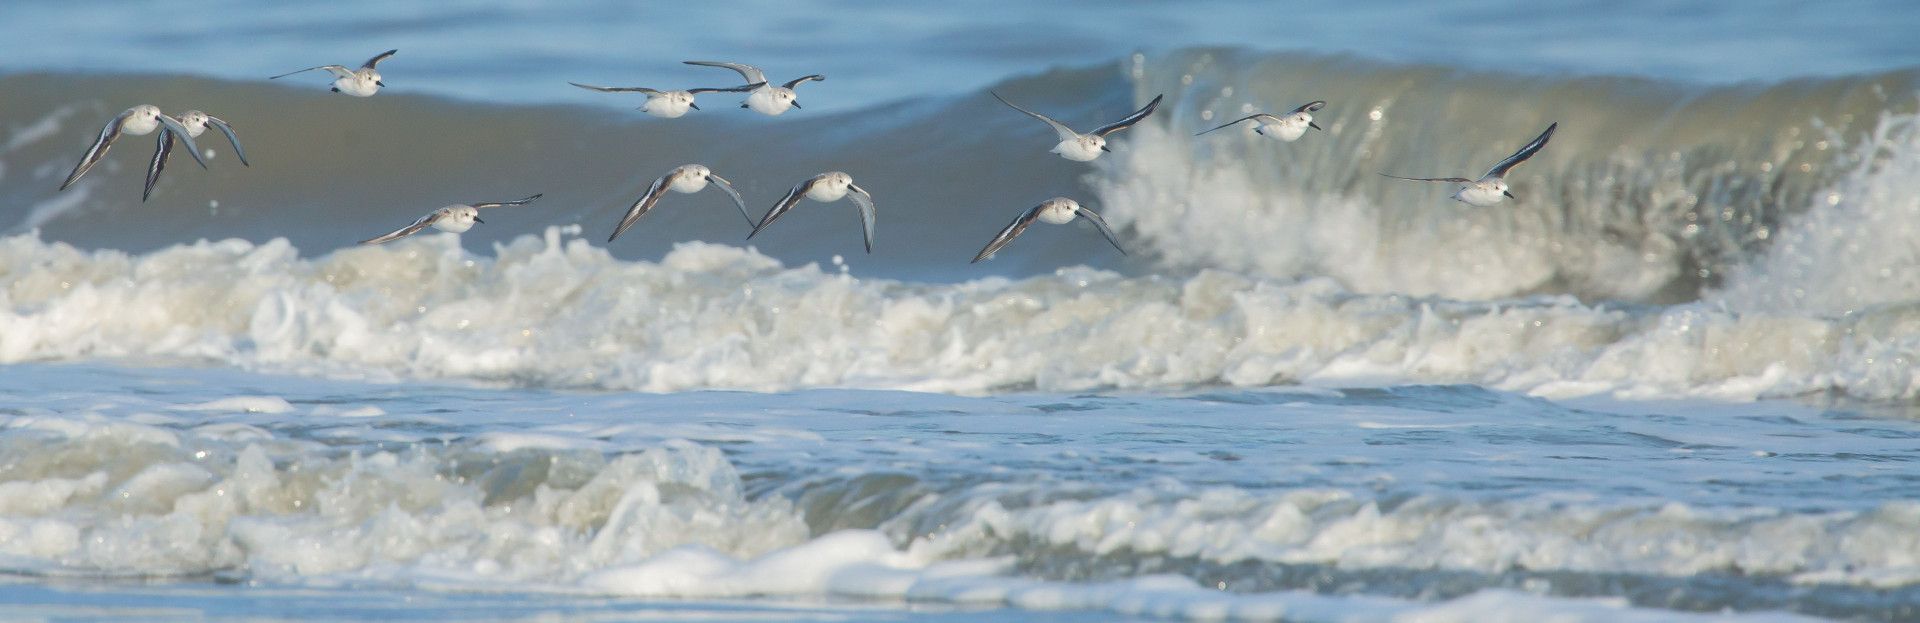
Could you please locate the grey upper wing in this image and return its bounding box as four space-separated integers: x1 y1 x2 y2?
1379 173 1474 183
362 49 398 70
570 82 663 94
1290 100 1327 115
203 115 249 166
1075 206 1127 256
609 174 675 242
683 61 766 85
703 172 756 227
686 82 764 94
781 74 825 90
269 65 352 80
991 91 1079 142
1195 113 1279 136
1090 94 1164 137
59 111 129 190
142 129 175 202
470 194 542 209
748 176 819 240
360 210 443 245
971 203 1047 263
847 183 875 254
1484 122 1557 179
153 115 208 170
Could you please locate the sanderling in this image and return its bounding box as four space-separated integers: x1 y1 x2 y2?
270 49 396 97
972 197 1125 263
569 81 765 118
59 105 207 191
992 92 1163 161
747 172 875 252
607 164 753 242
143 110 249 202
683 61 823 116
359 194 542 245
1381 122 1557 206
1195 100 1327 142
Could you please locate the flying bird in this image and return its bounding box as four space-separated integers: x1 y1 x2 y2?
143 110 249 201
747 172 876 252
271 49 396 97
59 105 207 191
607 164 752 242
360 194 542 245
1195 100 1327 142
972 197 1126 263
992 92 1163 161
568 81 765 118
1381 122 1558 206
683 61 823 116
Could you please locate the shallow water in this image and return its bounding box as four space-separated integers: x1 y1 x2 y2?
0 363 1914 620
5 1 1920 621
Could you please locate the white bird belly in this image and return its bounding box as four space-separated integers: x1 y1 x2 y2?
643 98 692 118
1265 123 1309 142
1038 208 1077 225
124 117 162 135
335 77 379 97
746 89 790 116
806 184 849 202
1052 140 1101 161
1454 185 1506 207
670 175 708 193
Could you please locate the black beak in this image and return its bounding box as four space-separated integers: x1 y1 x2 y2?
1503 190 1516 200
689 103 701 110
1310 121 1323 131
1101 145 1111 152
791 101 803 109
376 80 385 87
473 217 485 224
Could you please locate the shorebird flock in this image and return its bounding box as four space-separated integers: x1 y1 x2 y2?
56 50 1558 263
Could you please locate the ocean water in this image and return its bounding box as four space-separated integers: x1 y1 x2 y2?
4 1 1920 621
